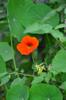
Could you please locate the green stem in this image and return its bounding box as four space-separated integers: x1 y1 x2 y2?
10 34 17 71
9 71 35 77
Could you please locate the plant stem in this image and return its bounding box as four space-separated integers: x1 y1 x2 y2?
18 72 35 77
9 71 35 77
10 34 17 71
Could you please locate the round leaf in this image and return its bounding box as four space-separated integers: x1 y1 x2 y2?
0 42 13 61
29 83 63 100
6 78 29 100
50 49 66 75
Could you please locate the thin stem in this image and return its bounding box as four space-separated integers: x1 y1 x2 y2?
9 71 35 77
18 72 35 77
10 33 17 71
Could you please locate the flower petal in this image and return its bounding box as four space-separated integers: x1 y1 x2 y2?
17 35 39 55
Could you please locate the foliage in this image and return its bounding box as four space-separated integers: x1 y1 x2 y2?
0 0 66 100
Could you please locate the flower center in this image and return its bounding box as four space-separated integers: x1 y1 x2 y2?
27 42 33 47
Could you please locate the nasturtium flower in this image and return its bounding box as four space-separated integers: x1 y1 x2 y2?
17 35 39 55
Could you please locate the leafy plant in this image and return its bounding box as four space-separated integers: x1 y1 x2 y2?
0 0 66 100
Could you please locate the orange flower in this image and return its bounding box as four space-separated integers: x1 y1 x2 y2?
17 35 39 55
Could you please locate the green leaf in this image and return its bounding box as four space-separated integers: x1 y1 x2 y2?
6 77 29 100
7 0 59 40
32 73 45 85
0 56 10 86
55 24 66 29
24 23 52 34
30 83 63 100
60 81 66 90
0 42 13 61
0 56 6 74
44 72 52 83
0 75 10 86
50 49 66 75
32 72 52 84
50 30 66 42
10 77 27 88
